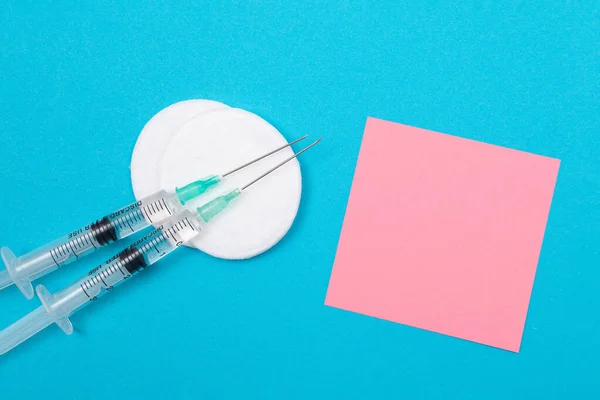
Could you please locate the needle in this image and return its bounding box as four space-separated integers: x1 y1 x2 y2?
241 138 322 191
222 135 308 177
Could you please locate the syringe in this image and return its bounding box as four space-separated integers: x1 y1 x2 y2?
0 138 321 355
0 136 307 299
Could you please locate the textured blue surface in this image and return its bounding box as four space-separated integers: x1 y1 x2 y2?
0 1 598 398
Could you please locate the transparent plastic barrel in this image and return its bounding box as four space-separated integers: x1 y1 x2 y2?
39 210 203 322
0 211 203 354
0 190 183 298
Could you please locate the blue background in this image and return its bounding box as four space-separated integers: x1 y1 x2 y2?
1 1 598 398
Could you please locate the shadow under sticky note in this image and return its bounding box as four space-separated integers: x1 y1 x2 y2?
325 117 560 352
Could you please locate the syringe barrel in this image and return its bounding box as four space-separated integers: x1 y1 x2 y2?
4 190 183 294
46 210 203 319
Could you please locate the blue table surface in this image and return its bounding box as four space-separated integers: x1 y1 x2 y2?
1 1 598 399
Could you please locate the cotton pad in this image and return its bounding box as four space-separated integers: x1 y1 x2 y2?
131 100 228 198
159 108 302 259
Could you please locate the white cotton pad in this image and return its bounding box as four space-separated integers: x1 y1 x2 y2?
159 108 302 260
131 100 229 198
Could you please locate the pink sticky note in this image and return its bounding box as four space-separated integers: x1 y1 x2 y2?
326 118 560 352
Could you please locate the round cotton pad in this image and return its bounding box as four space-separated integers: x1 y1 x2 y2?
131 100 228 198
159 108 302 260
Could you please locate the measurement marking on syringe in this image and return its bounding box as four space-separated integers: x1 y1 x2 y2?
115 262 127 276
49 249 61 267
82 232 97 249
132 209 143 223
161 198 172 215
127 212 136 225
110 264 123 278
124 214 134 232
184 218 196 231
66 241 80 259
139 236 164 255
54 243 68 259
114 218 125 231
152 238 161 253
187 219 193 230
100 267 114 283
141 206 154 223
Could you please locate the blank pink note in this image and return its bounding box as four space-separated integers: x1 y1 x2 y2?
325 118 560 352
